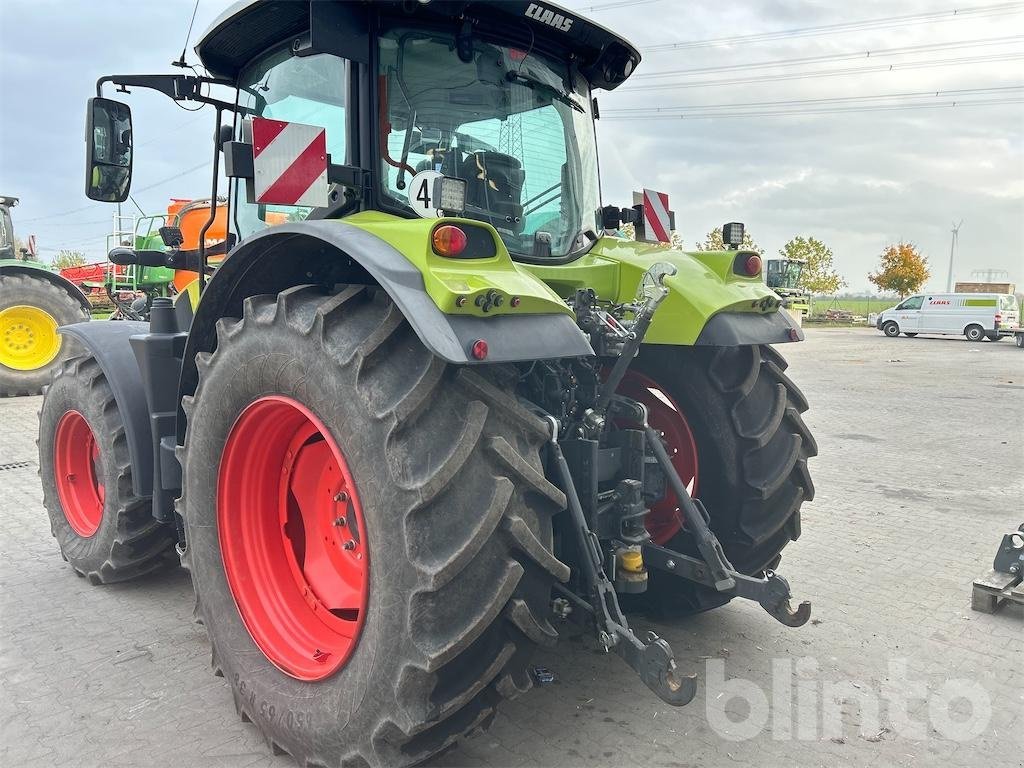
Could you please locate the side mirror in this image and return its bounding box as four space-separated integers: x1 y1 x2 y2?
85 97 133 202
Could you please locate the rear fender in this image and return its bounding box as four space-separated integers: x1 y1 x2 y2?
0 260 91 313
524 237 803 346
177 218 593 441
59 321 154 497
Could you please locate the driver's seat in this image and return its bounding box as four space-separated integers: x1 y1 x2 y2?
459 151 525 233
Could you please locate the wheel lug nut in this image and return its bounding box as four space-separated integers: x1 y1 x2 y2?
343 539 356 550
333 517 346 527
334 491 348 502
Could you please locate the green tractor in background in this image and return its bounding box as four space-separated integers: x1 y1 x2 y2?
766 257 812 322
0 195 92 396
37 2 817 765
57 214 179 320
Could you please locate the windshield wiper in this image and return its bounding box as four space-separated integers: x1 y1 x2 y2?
505 72 584 113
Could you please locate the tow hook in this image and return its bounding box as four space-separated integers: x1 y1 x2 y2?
613 626 697 706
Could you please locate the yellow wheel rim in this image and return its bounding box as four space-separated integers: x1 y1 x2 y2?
0 305 63 371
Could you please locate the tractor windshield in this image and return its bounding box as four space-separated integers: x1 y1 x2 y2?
767 260 805 290
378 28 601 259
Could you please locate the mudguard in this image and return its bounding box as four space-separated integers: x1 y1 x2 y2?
694 309 803 346
59 321 153 497
524 237 800 347
181 217 592 374
0 260 92 313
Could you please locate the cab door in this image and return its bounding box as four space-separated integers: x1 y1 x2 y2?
895 295 924 331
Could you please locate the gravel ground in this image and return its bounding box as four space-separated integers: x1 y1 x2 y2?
1 327 1022 767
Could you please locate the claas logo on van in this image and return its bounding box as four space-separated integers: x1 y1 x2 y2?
929 299 951 305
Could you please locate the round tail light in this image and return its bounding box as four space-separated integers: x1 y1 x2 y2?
744 254 762 276
432 225 468 257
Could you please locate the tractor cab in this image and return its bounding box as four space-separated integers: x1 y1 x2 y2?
766 258 807 291
0 196 18 260
766 257 812 318
193 0 637 261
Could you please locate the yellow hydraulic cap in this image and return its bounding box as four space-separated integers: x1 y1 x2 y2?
619 549 645 573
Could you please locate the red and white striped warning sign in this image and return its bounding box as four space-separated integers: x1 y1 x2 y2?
250 117 329 208
642 188 671 243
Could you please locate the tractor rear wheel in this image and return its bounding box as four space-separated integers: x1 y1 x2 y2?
0 272 89 396
181 285 567 767
38 356 178 583
624 344 816 617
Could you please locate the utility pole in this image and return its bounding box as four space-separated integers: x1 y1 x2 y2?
945 220 962 293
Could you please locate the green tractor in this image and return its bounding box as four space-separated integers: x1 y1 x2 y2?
39 2 817 764
0 195 92 396
765 257 812 321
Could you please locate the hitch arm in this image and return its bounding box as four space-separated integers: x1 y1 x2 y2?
620 396 810 627
643 543 812 627
644 425 736 591
546 417 696 706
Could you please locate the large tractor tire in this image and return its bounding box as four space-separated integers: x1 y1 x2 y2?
180 285 567 767
37 356 178 583
0 272 89 396
621 344 816 617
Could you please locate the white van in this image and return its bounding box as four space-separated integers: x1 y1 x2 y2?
876 293 1020 341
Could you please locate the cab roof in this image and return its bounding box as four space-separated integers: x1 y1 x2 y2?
195 0 641 91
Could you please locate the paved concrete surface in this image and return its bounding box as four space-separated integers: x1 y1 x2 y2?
2 328 1022 768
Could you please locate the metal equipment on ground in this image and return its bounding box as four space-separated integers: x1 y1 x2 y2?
972 525 1024 615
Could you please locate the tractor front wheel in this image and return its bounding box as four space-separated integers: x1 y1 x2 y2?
38 356 178 582
625 344 817 616
181 285 567 767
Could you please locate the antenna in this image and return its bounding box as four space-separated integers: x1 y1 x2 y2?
173 0 202 69
945 219 962 292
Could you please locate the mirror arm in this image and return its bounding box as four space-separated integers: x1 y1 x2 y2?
96 74 237 112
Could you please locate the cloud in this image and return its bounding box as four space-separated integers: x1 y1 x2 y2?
1 0 1020 293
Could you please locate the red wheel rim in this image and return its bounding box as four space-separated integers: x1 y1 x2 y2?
54 410 105 537
218 396 369 681
616 370 699 545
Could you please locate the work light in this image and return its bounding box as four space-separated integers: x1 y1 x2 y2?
722 222 745 249
434 176 467 215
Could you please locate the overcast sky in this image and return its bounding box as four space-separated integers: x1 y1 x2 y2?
1 0 1021 292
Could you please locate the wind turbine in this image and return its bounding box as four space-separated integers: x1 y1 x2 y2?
945 220 962 293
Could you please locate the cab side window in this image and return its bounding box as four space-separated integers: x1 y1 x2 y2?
899 296 923 310
233 48 347 240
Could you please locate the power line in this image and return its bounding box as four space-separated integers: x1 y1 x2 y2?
18 161 210 228
30 217 112 229
17 203 103 224
642 2 1024 51
135 114 207 148
132 161 210 194
635 36 1023 78
576 0 660 11
624 52 1024 90
602 97 1024 120
604 85 1024 114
